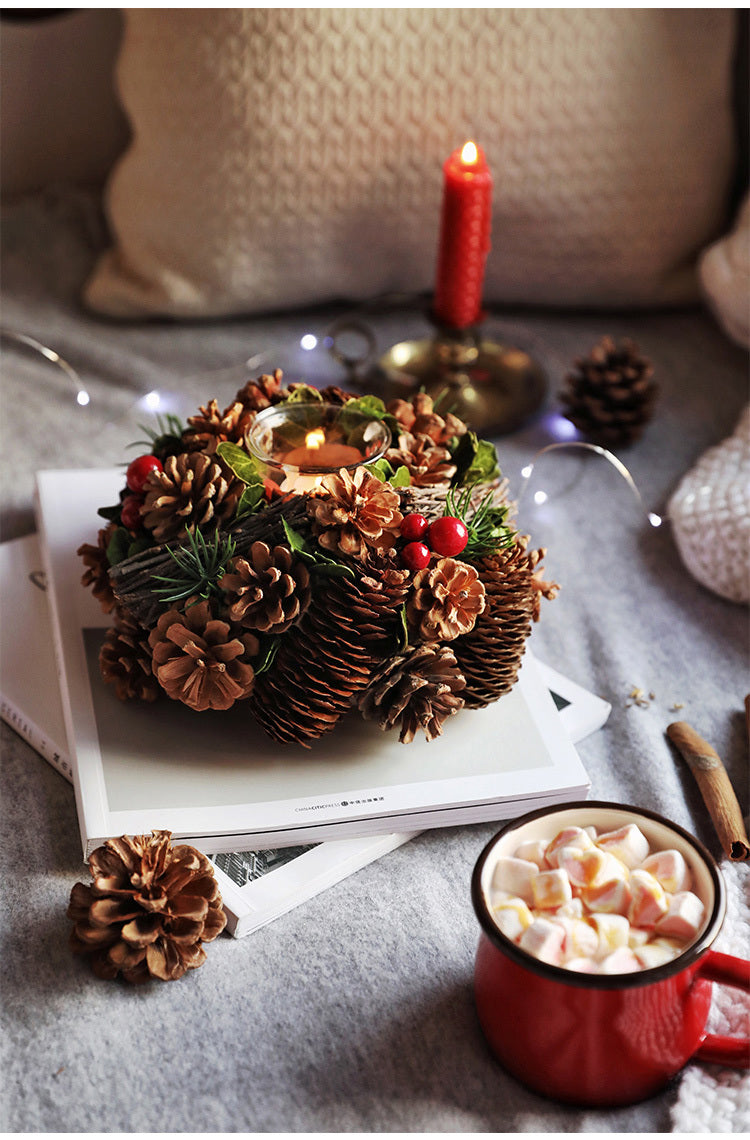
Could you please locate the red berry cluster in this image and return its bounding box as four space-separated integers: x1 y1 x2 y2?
120 455 163 531
399 512 468 572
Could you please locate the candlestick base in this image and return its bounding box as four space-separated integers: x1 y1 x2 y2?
373 326 547 436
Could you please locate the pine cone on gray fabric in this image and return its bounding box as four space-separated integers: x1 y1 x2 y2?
452 537 557 708
219 542 311 634
560 336 657 447
148 600 259 711
78 523 118 614
406 557 486 641
99 606 160 702
141 451 243 542
385 432 456 488
358 644 466 743
67 830 226 984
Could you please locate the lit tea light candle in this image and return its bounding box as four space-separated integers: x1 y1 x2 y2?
246 402 391 495
433 140 493 331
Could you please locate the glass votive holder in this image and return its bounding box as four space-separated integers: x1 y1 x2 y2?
245 402 391 493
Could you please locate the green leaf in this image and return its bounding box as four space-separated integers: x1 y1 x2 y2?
388 464 411 488
216 441 263 486
127 535 153 559
451 431 500 486
280 518 355 579
97 502 123 522
367 457 395 483
281 518 314 560
236 482 266 519
105 527 132 567
339 395 399 438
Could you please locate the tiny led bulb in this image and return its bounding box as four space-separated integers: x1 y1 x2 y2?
461 140 478 165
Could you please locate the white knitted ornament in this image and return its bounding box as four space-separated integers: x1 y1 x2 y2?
668 407 750 604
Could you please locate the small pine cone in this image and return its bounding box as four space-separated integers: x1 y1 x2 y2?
233 368 285 413
148 600 259 712
358 644 466 743
181 398 255 455
67 830 226 984
407 557 486 641
317 385 359 405
99 606 160 702
385 432 457 488
78 523 118 613
452 538 558 708
308 466 403 559
560 336 657 447
141 451 243 542
219 542 311 634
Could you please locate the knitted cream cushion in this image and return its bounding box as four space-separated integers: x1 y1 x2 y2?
85 8 736 320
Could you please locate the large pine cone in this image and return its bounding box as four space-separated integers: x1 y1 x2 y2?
219 542 311 634
67 830 226 983
99 606 160 702
452 538 558 708
148 600 259 712
77 524 117 614
385 432 456 487
248 570 384 745
358 644 466 743
307 466 403 558
319 562 410 656
141 452 243 542
407 557 486 641
560 336 657 447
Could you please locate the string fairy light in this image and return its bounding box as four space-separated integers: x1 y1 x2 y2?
517 441 664 528
1 328 91 407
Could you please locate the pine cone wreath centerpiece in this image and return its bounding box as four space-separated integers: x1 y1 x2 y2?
79 377 557 745
560 336 657 447
67 830 226 983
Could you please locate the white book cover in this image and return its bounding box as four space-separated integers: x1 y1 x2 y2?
1 532 608 937
34 468 592 860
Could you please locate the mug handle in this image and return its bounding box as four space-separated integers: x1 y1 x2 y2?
692 950 750 1068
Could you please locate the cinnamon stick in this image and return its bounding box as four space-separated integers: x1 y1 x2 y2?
667 721 750 862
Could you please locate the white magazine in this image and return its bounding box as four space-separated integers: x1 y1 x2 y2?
1 532 608 936
35 468 592 858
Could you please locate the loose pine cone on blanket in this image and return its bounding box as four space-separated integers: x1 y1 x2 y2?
79 377 556 745
67 830 226 983
560 336 657 447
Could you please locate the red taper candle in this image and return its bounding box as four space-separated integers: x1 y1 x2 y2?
433 141 493 330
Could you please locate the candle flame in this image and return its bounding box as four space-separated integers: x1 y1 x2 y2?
461 140 478 165
305 428 326 450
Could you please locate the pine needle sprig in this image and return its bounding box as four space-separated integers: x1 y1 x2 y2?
446 485 515 561
128 413 186 460
154 529 236 605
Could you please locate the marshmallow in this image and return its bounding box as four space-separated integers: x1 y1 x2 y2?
518 918 566 965
582 876 632 916
551 916 599 960
590 913 630 959
558 846 627 890
583 825 599 842
598 947 642 974
641 849 692 893
491 897 534 942
655 891 705 941
566 956 599 973
491 856 538 905
513 838 550 869
628 869 669 928
532 868 573 909
596 823 650 869
555 897 584 919
634 937 684 970
545 827 594 867
627 927 651 950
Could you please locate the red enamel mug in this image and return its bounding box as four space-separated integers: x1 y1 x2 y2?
471 801 750 1107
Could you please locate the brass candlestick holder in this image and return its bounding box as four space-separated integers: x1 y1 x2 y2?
373 318 547 436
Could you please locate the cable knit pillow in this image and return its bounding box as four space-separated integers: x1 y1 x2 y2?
85 8 737 319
